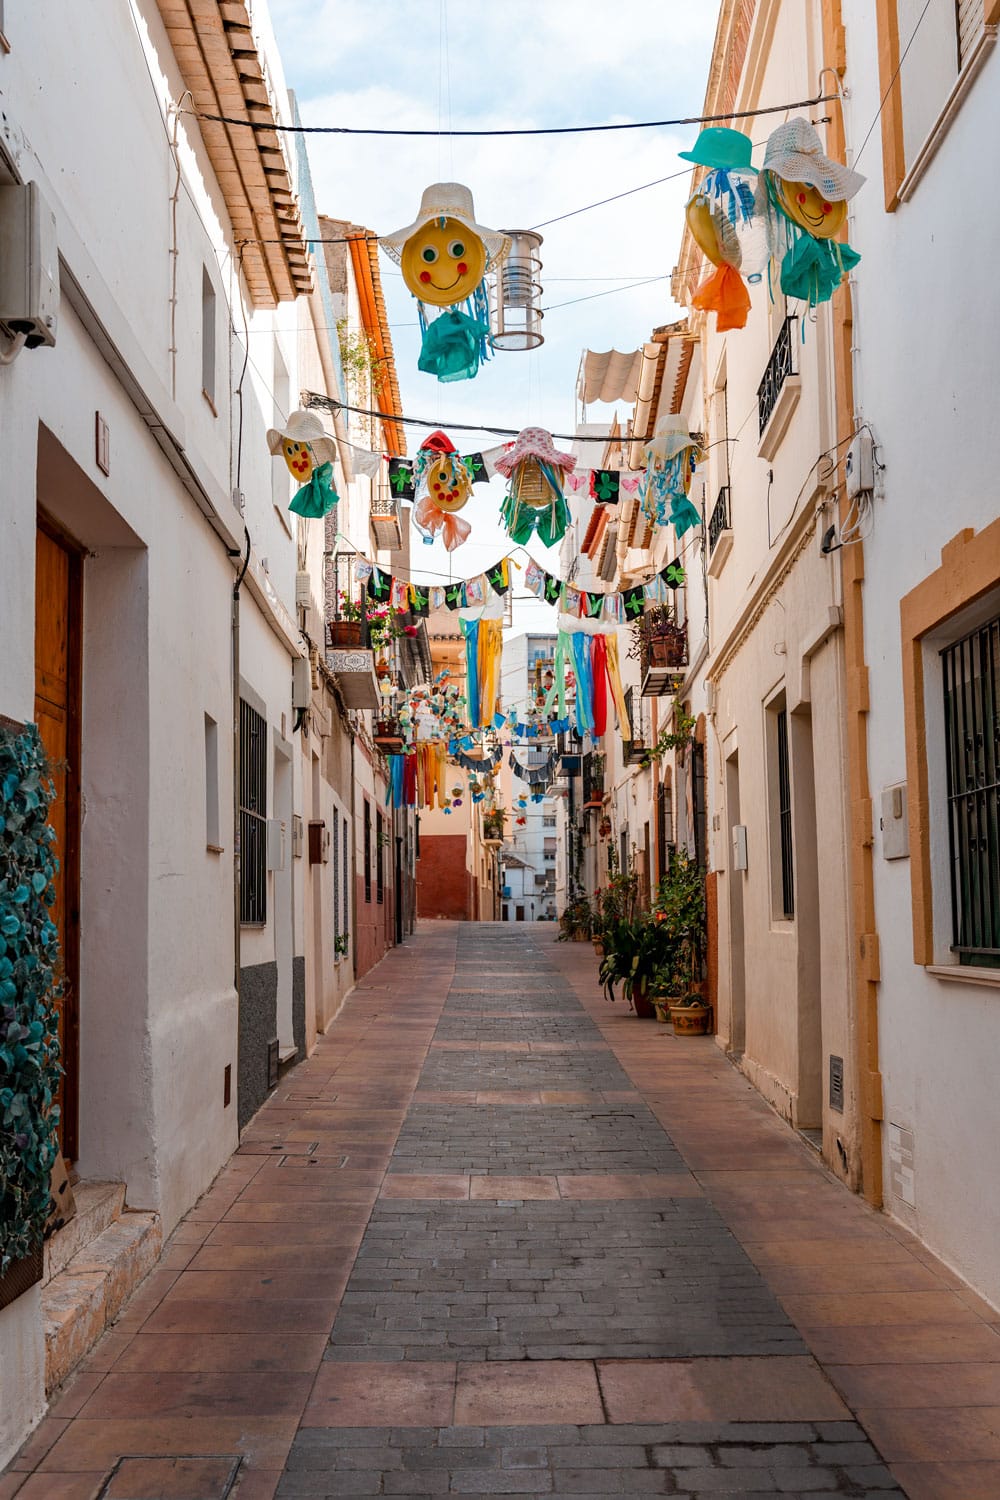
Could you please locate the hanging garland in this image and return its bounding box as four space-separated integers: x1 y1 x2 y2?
0 722 63 1274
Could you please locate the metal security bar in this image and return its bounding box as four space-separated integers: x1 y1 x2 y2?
376 810 385 905
708 485 731 554
758 317 796 437
239 699 267 925
363 800 372 904
776 707 794 919
943 616 1000 963
332 809 340 948
342 818 350 938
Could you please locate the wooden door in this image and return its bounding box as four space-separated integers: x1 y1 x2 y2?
33 519 82 1160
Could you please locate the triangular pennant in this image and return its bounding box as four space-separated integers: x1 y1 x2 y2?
662 558 686 589
542 573 562 605
444 582 466 610
388 458 415 500
368 566 392 603
390 578 409 612
584 591 605 619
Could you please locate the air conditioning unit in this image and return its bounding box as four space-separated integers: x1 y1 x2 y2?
0 182 58 348
295 571 312 609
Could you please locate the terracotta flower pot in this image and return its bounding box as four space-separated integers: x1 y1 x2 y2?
328 620 362 648
669 1001 712 1035
631 990 656 1019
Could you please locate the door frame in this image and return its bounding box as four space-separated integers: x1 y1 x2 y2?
36 510 84 1161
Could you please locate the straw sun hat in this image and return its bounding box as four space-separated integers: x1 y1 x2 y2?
760 118 865 202
380 183 511 266
266 408 336 465
494 427 577 478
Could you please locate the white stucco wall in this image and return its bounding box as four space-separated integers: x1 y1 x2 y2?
842 3 1000 1305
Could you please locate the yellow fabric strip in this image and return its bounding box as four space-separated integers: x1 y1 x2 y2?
604 633 629 733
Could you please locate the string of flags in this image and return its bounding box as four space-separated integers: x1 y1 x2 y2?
355 553 686 624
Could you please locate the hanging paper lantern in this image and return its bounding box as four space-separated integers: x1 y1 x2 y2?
495 428 577 547
266 409 338 518
756 118 864 308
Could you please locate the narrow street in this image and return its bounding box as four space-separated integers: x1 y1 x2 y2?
6 924 996 1498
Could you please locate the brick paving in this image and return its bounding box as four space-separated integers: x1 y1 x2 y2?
7 923 1000 1498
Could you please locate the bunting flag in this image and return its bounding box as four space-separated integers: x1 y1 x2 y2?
388 459 415 500
368 566 392 603
590 469 621 504
350 548 689 621
464 452 489 484
508 749 556 786
485 559 510 595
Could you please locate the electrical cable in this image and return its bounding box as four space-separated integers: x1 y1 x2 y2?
188 91 838 138
854 0 933 167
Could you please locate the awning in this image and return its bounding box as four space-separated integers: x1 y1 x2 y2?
578 348 647 406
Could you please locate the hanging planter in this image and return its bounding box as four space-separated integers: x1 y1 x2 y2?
328 620 362 649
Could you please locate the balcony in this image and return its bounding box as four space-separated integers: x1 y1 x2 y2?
370 490 403 551
757 317 801 461
707 485 733 577
326 648 380 710
636 612 689 698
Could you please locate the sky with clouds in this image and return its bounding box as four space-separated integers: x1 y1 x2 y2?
267 0 720 618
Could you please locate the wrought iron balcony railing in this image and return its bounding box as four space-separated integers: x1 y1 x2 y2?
708 485 731 554
758 317 797 437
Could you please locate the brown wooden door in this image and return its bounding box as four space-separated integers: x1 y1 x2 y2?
33 519 82 1160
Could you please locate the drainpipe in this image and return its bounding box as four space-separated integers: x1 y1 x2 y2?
349 726 358 981
232 528 251 1100
822 2 883 1206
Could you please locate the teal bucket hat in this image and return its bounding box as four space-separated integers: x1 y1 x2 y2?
679 126 757 173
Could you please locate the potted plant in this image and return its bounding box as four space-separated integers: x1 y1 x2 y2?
557 893 592 942
629 604 688 670
481 808 506 845
652 848 711 1035
599 911 675 1018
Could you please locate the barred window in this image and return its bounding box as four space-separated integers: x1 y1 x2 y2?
942 615 1000 966
332 809 340 948
363 801 372 903
376 811 385 904
342 816 350 936
239 699 266 924
776 707 794 919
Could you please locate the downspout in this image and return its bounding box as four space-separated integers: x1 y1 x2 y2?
349 726 358 982
232 527 251 1078
822 5 883 1206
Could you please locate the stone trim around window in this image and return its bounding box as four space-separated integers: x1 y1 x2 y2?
900 518 1000 968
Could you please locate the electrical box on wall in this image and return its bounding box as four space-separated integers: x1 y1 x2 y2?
291 813 304 859
0 182 59 347
295 571 311 609
266 817 286 872
845 428 875 498
880 782 909 859
731 823 748 871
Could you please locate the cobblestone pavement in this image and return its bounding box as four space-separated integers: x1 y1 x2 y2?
7 924 1000 1499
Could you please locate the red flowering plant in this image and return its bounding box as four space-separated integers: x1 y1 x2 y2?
338 591 409 651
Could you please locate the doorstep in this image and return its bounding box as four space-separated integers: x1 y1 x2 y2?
40 1181 161 1394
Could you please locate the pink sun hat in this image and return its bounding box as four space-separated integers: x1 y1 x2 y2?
494 426 577 477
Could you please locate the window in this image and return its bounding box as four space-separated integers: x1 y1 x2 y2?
657 777 674 877
332 808 340 951
204 712 220 849
239 699 267 924
543 815 556 828
376 811 385 904
363 801 372 903
201 266 216 410
692 736 708 870
342 817 350 936
942 615 1000 967
776 706 794 919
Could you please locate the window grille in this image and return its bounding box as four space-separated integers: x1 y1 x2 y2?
942 615 1000 965
239 699 267 924
363 801 372 903
758 316 796 437
776 707 794 918
657 779 674 876
332 809 340 948
376 811 385 904
342 817 350 936
692 739 708 870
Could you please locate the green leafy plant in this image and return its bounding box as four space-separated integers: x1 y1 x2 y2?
557 893 593 941
638 698 697 768
334 933 350 957
0 723 62 1273
651 847 707 1004
598 912 678 1009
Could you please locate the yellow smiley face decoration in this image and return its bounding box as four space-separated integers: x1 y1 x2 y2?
400 217 487 308
773 179 847 239
280 439 315 483
425 453 473 512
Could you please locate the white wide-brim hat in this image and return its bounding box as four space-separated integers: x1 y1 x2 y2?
380 182 511 267
761 117 865 202
644 413 699 464
266 408 337 465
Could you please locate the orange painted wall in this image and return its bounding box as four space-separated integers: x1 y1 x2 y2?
417 834 472 921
